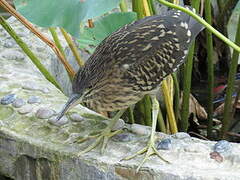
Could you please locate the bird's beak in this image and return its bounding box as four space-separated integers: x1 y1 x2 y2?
56 94 81 121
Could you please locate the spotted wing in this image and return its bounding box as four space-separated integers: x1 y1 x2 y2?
78 8 204 93
111 8 204 91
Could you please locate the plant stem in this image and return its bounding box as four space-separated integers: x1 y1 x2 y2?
172 73 180 122
136 98 147 125
132 0 146 19
144 95 152 126
132 0 140 19
0 16 62 91
87 19 94 28
181 45 195 131
217 0 225 10
162 80 178 133
221 14 240 139
49 27 66 58
0 0 75 79
147 0 155 15
157 105 167 133
157 0 240 53
119 0 128 12
60 28 84 67
173 0 179 4
142 0 151 16
127 106 135 124
180 0 200 132
205 0 214 139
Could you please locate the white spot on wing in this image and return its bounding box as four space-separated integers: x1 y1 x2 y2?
142 44 152 51
173 38 178 42
151 36 159 40
123 64 130 69
175 43 180 50
159 30 165 37
129 39 138 44
158 24 165 29
180 22 189 29
180 22 185 28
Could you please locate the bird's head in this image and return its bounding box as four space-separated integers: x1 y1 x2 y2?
55 68 92 121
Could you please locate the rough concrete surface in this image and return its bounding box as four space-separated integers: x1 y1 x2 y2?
0 17 240 180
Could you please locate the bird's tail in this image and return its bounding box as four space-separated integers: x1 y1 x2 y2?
168 6 205 40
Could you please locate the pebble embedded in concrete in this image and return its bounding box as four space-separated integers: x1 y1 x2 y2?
27 96 41 104
36 108 55 119
172 132 190 139
41 87 50 94
214 140 232 154
22 82 49 94
130 123 151 135
69 113 84 122
17 28 29 37
112 119 125 131
18 105 33 114
112 132 135 142
1 94 16 105
12 98 26 108
65 133 82 144
210 151 223 163
35 45 45 52
3 40 15 48
156 138 172 150
22 82 39 91
1 49 25 61
48 115 69 126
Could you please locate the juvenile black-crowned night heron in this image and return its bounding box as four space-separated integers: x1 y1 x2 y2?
56 7 204 171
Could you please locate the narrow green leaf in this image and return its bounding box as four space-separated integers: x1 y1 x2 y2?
205 0 214 139
221 14 240 139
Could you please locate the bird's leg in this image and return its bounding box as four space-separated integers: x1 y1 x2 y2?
77 109 125 156
122 95 169 172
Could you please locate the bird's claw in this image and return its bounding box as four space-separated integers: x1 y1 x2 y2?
77 129 122 156
121 137 169 172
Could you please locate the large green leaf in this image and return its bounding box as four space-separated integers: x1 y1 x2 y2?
13 0 120 37
78 12 137 53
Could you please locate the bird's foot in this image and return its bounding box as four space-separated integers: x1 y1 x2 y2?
76 128 122 156
75 110 125 156
122 136 169 172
